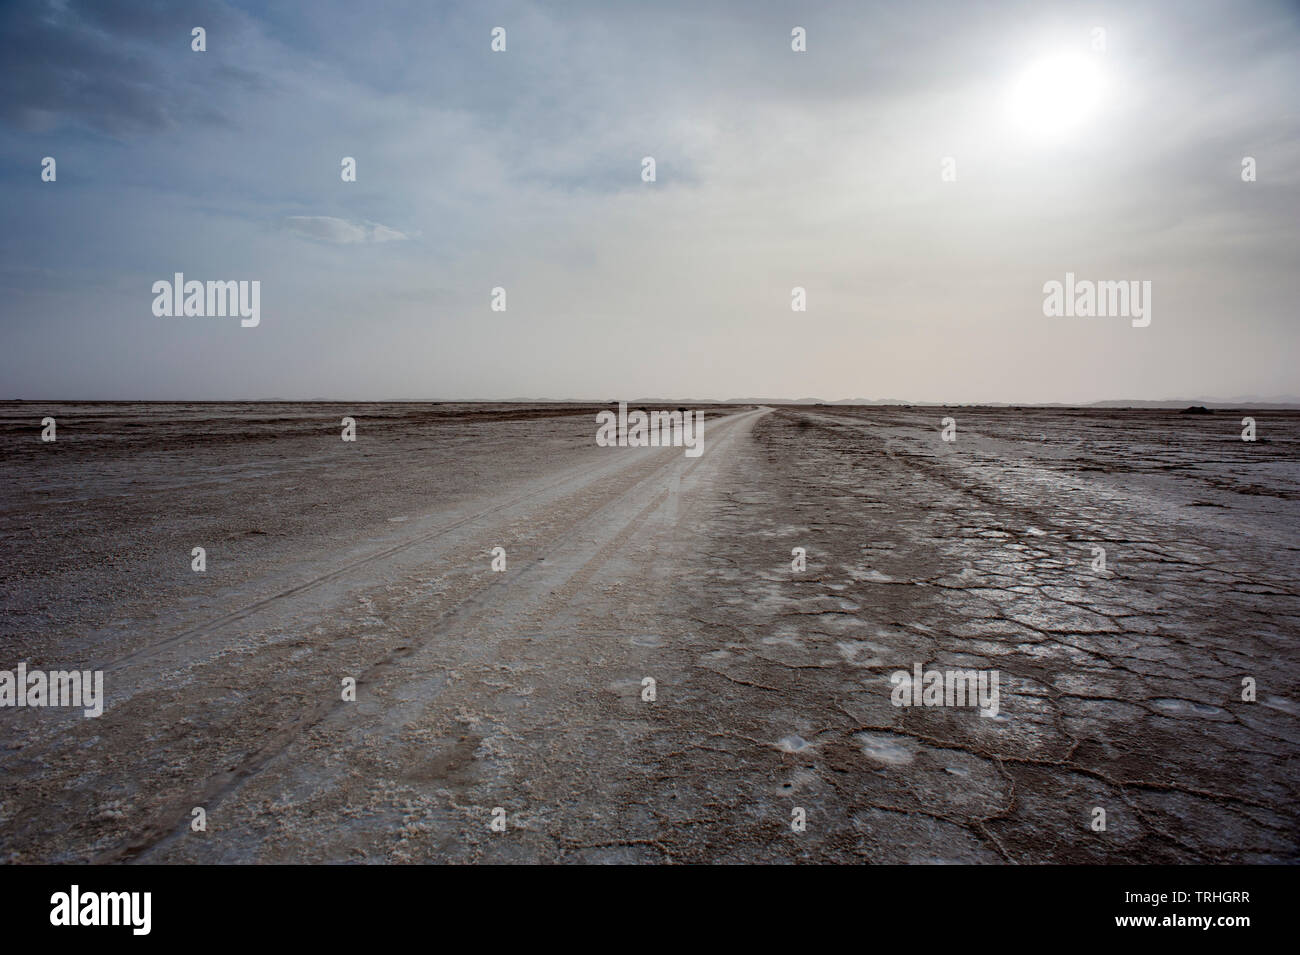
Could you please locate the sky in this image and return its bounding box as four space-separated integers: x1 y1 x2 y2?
1 0 1297 402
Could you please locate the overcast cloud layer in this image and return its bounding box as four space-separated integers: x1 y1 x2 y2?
1 0 1297 401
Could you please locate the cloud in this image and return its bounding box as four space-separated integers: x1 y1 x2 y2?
0 0 262 136
1 0 1298 401
281 216 414 244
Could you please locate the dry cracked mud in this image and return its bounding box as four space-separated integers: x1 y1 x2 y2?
1 402 1296 863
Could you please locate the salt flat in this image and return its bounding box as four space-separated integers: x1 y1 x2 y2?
1 403 1296 863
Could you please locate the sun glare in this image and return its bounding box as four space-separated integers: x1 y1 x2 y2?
1006 53 1107 142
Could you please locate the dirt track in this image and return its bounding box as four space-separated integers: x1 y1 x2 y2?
1 403 1296 863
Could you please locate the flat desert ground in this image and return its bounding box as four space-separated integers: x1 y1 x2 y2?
1 402 1297 864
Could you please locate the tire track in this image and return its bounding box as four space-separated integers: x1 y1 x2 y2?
90 410 763 862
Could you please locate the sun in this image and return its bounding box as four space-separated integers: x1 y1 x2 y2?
1006 53 1107 142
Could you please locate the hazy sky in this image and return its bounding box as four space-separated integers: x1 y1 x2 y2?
2 0 1297 401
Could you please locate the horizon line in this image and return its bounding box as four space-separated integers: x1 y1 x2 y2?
5 397 1300 408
